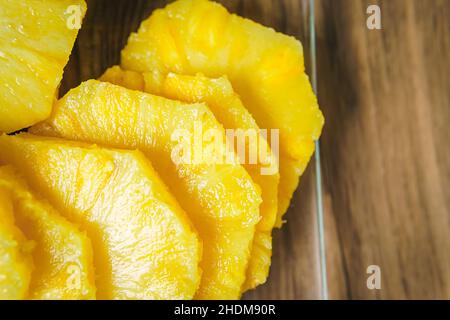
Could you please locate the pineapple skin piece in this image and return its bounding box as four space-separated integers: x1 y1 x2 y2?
31 80 262 299
0 165 96 300
121 0 325 226
0 185 33 300
0 0 87 133
100 66 277 291
0 134 202 300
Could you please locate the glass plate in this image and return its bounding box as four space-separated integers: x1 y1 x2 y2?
236 0 327 300
62 0 327 300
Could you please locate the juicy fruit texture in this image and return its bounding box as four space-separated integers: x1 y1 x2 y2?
0 165 96 300
0 0 86 133
121 0 325 225
0 134 202 300
100 66 277 290
0 185 33 299
100 66 278 229
31 80 262 299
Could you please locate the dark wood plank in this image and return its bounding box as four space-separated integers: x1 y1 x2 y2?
317 0 450 299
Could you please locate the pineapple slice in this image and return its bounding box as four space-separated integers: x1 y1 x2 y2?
0 0 87 133
121 0 325 225
0 165 96 300
100 66 277 290
0 185 33 300
31 80 261 299
0 133 202 300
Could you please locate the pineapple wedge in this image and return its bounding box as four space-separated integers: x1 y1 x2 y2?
0 165 96 300
0 185 33 300
0 0 86 133
0 134 202 300
31 80 261 299
100 66 277 290
121 0 325 225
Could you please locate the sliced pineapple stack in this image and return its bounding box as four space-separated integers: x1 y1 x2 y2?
0 134 202 300
31 80 262 299
0 0 86 133
121 0 325 226
99 66 278 291
0 165 96 299
1 0 324 299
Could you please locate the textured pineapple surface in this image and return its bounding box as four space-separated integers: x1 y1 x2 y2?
0 165 96 300
0 0 86 133
121 0 324 225
100 66 277 290
0 0 325 300
0 183 33 300
0 134 202 300
31 80 262 299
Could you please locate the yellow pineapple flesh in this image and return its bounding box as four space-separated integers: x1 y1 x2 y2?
100 66 277 290
0 165 96 300
31 80 262 299
0 0 86 133
0 133 202 300
0 183 33 300
121 0 324 225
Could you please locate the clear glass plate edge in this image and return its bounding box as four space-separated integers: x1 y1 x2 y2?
308 0 329 300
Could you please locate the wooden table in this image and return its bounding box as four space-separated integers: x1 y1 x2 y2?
62 0 450 299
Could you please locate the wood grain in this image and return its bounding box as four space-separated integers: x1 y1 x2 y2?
61 0 450 299
317 0 450 299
